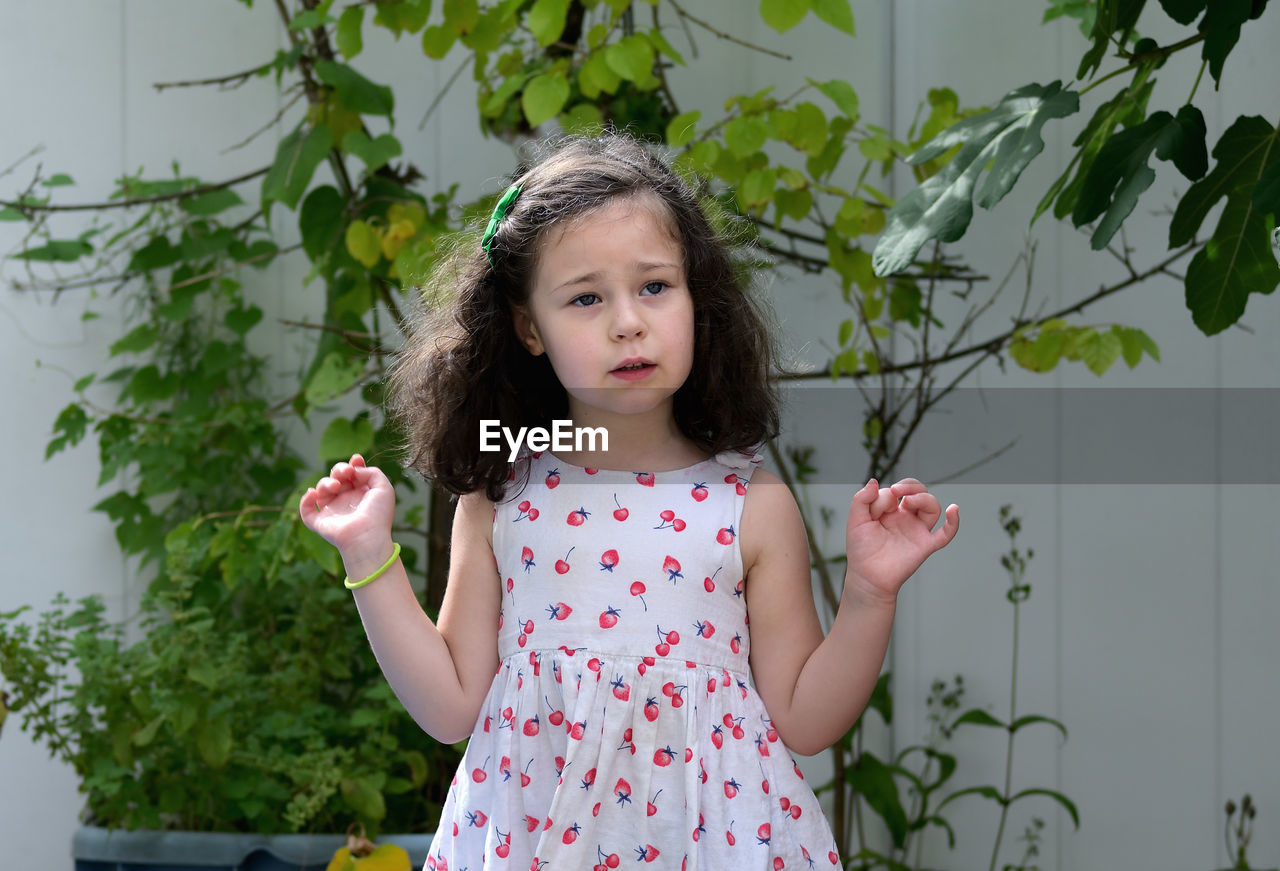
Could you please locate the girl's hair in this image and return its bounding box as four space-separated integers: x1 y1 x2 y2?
389 131 780 501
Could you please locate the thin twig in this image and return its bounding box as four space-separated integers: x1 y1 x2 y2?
0 166 270 214
666 0 792 60
153 61 274 92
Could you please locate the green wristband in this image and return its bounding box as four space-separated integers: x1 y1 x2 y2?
344 542 401 590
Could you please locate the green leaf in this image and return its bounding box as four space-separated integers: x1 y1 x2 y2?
724 115 768 158
1158 0 1206 24
760 0 810 33
604 35 655 83
1253 156 1280 218
314 60 395 116
811 0 854 34
42 173 76 187
375 0 431 34
179 188 243 216
1079 329 1123 374
666 110 701 148
320 416 374 460
1010 787 1080 828
845 751 908 848
109 324 160 356
262 122 333 211
132 714 165 747
337 5 364 58
422 24 457 59
225 305 263 336
1072 106 1207 249
127 235 181 272
1077 0 1144 79
937 784 1005 813
0 205 24 221
812 77 859 121
342 130 402 171
1169 116 1280 334
1200 0 1250 84
1010 713 1069 741
647 27 685 65
300 186 346 262
196 715 232 768
952 708 1006 729
306 352 366 405
443 0 479 32
527 0 570 46
560 102 604 136
873 81 1079 276
14 239 93 262
341 776 387 821
404 750 429 787
521 71 570 127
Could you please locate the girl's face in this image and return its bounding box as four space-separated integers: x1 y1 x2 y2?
513 194 694 424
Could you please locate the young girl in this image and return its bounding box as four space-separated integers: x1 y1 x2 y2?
300 133 958 869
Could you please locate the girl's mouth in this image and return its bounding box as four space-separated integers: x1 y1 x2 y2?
611 361 656 380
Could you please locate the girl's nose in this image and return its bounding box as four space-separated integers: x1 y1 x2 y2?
611 299 646 339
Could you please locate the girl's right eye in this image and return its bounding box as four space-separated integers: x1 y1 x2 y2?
571 293 601 307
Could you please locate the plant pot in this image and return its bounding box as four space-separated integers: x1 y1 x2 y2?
73 827 433 871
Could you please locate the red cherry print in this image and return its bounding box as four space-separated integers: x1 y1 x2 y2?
661 681 675 697
635 472 655 487
521 546 535 571
829 852 839 864
567 506 590 526
660 509 675 522
547 601 572 620
666 629 680 644
733 724 745 740
523 716 540 736
471 755 489 782
610 675 630 701
662 555 683 583
518 500 530 512
545 696 565 726
612 493 629 521
528 508 539 520
726 827 736 846
452 822 459 836
790 804 803 820
599 605 621 628
545 468 560 488
780 797 791 811
762 777 770 794
717 525 736 545
723 778 739 798
691 481 708 501
599 549 618 571
592 802 601 817
672 518 686 531
496 843 510 859
587 657 603 673
555 546 574 574
671 692 684 709
707 677 717 693
646 788 662 817
629 581 648 610
585 467 598 475
704 567 721 592
773 859 785 870
606 854 621 869
507 577 515 593
521 759 534 787
684 747 693 762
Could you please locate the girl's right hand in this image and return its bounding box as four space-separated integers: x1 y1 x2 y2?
299 454 396 554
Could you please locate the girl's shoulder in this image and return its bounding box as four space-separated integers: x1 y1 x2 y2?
738 463 803 578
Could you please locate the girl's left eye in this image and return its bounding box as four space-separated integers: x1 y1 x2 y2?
641 280 668 295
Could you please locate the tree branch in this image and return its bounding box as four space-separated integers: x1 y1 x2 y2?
0 167 269 214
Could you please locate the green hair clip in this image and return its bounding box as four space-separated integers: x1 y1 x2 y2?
482 183 522 266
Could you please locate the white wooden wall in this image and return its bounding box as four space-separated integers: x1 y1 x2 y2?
3 2 1277 868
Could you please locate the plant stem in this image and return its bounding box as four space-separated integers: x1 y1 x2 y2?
988 567 1022 871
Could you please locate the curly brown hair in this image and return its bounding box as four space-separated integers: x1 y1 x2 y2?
388 132 781 502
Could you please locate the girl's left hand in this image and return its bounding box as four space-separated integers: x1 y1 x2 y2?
845 477 958 605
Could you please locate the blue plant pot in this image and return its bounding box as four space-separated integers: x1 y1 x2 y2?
73 827 433 871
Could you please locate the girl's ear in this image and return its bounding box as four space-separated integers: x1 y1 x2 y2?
512 305 545 356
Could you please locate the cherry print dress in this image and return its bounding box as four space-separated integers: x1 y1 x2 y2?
425 449 840 871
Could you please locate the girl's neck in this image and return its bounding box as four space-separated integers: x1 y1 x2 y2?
556 400 707 472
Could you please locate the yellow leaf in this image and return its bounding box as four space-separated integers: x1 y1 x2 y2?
345 220 381 268
354 844 411 871
327 848 357 871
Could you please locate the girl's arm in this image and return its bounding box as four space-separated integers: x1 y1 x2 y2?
742 469 957 756
301 456 500 744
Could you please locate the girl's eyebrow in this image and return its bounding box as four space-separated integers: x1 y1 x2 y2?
551 261 682 294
